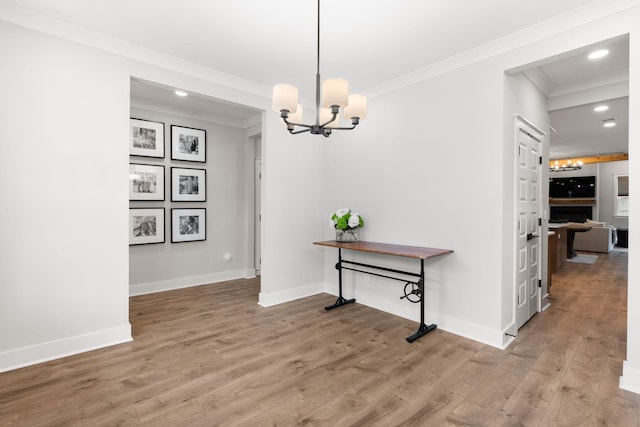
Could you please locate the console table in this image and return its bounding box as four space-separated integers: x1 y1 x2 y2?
313 240 453 343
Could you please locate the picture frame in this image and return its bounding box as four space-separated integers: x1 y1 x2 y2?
129 163 165 201
129 208 165 245
130 118 165 158
171 208 206 243
171 167 206 202
171 125 206 163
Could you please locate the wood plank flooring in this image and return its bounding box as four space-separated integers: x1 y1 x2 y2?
1 250 638 425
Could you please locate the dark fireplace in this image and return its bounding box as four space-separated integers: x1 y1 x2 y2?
550 206 593 223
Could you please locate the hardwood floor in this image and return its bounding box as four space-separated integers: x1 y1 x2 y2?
1 251 638 426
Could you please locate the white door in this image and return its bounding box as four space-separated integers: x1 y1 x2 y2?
254 159 262 275
515 119 544 330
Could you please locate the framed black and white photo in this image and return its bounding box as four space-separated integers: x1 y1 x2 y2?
171 167 206 202
130 118 164 158
171 208 206 243
129 208 165 245
171 125 206 163
129 164 165 201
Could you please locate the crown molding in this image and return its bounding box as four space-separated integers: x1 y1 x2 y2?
366 0 640 99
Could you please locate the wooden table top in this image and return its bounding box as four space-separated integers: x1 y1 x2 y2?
313 240 453 260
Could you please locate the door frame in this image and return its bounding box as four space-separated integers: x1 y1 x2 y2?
254 157 262 275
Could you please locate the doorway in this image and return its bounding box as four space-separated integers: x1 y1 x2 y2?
509 35 629 335
129 77 264 296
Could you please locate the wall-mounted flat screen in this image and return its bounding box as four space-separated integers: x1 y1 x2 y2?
549 176 596 198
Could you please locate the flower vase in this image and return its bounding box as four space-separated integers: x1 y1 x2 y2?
336 228 359 242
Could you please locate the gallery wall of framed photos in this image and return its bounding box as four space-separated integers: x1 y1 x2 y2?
128 105 252 291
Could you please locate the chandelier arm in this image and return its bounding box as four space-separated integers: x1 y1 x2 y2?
289 128 311 135
283 120 314 129
318 110 339 128
329 124 358 131
281 113 314 129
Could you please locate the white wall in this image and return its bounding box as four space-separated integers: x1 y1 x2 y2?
0 22 132 371
128 106 251 295
0 9 329 370
258 113 327 306
323 64 506 346
622 19 640 393
321 6 640 353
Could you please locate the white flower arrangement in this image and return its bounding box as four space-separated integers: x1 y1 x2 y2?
330 208 364 231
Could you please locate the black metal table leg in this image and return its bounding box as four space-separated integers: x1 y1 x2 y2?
325 248 357 310
324 295 356 310
406 259 437 343
406 323 437 343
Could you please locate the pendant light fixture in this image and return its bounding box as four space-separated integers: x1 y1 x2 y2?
550 159 583 172
271 0 367 137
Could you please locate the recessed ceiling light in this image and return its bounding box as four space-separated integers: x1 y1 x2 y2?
175 90 188 97
603 121 616 128
588 49 609 60
594 105 609 112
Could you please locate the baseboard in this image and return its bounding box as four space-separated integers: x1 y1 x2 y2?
130 270 252 296
327 285 507 349
0 324 132 373
258 282 324 307
541 293 551 312
420 312 507 349
620 361 640 395
502 322 517 348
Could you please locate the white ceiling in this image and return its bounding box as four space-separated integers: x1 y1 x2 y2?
534 37 629 159
549 96 628 159
4 0 629 156
2 0 609 93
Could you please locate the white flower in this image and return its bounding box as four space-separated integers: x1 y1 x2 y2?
335 208 350 218
348 214 361 228
329 219 336 229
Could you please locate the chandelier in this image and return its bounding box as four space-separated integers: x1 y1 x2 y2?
271 0 367 137
550 160 583 172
